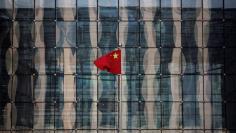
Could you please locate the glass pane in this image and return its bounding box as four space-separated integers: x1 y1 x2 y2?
203 21 224 47
77 22 97 47
98 101 118 128
56 0 76 20
182 102 204 129
122 102 140 129
204 75 223 102
203 0 223 20
224 0 236 20
34 21 56 48
225 48 236 74
226 103 236 129
142 102 161 128
13 102 34 129
203 48 224 74
225 21 236 47
14 0 34 19
0 21 12 48
34 75 47 102
98 75 117 101
77 0 97 20
161 21 181 47
56 22 76 47
0 0 13 19
140 0 160 20
76 48 97 74
204 102 223 129
35 0 55 20
15 48 35 74
76 75 97 101
181 21 202 47
119 0 139 20
161 0 181 20
225 76 236 101
182 0 202 20
182 75 203 102
182 48 203 74
98 0 118 20
13 21 35 48
122 48 139 74
122 75 140 101
119 22 139 47
54 102 76 129
55 48 76 74
0 102 11 130
63 75 76 102
140 21 160 47
34 102 54 129
140 48 160 74
76 101 97 129
98 22 118 47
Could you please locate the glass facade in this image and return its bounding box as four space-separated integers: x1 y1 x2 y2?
0 0 236 132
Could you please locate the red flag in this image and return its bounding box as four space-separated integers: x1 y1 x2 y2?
94 49 121 74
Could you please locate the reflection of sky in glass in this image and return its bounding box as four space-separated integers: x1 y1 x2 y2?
15 0 33 8
203 0 222 9
0 0 12 8
140 0 159 7
77 0 97 7
161 0 180 8
182 0 201 8
35 0 55 8
120 0 138 7
99 0 117 7
225 0 236 8
57 0 76 8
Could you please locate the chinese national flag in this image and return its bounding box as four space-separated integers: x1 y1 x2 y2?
94 49 121 74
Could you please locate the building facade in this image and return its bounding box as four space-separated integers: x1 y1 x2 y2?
0 0 236 132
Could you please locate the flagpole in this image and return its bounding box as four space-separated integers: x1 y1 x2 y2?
118 43 122 133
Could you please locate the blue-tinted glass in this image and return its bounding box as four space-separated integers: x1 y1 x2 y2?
182 0 202 20
225 0 236 20
77 0 97 20
0 0 12 20
98 0 118 20
98 22 118 47
120 0 139 20
15 0 34 20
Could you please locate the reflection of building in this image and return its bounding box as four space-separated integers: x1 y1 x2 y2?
0 0 236 132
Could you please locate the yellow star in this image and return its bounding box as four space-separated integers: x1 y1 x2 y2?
113 52 118 59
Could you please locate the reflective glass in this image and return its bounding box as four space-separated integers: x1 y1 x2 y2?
203 0 223 20
120 0 139 20
0 0 13 20
14 0 34 19
77 0 97 20
56 0 76 20
98 0 118 20
35 0 55 20
182 0 202 20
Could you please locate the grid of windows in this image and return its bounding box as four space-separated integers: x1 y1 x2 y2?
0 0 236 132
